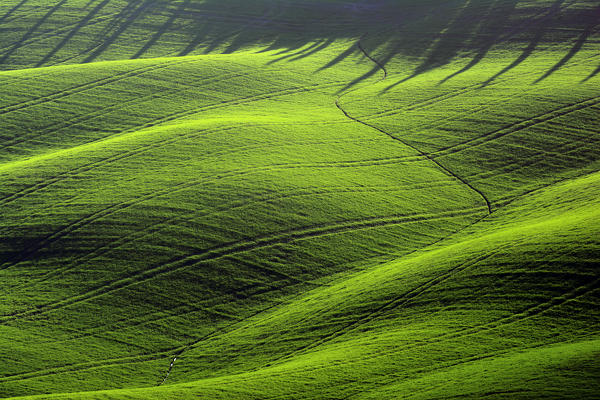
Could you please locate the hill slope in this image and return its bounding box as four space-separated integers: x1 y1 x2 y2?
0 0 598 398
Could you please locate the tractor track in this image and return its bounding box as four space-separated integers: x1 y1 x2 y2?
267 259 600 372
155 36 494 385
0 79 347 206
16 178 458 289
0 206 484 324
335 39 492 214
0 153 432 271
430 95 600 159
3 17 597 388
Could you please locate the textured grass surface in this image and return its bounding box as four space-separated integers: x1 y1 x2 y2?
0 0 599 398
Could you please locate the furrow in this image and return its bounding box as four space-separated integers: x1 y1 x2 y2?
430 96 600 159
0 58 187 117
21 179 456 290
269 248 503 364
0 207 484 324
0 79 345 206
0 153 427 270
335 39 492 214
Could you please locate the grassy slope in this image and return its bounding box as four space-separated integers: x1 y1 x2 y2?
0 0 599 398
9 163 600 399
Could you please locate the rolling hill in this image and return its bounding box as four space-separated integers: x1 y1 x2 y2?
0 0 598 398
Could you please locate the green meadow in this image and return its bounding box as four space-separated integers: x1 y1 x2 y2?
0 0 598 398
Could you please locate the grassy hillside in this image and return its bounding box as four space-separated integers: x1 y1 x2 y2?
0 0 598 398
12 167 600 399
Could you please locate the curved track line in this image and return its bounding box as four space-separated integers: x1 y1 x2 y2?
0 153 428 270
156 35 494 385
266 247 503 365
335 39 492 214
430 95 600 159
0 58 210 151
18 180 455 289
179 37 600 378
0 80 347 206
0 58 190 117
0 349 177 384
357 22 600 124
0 11 121 59
1 206 484 324
269 262 600 369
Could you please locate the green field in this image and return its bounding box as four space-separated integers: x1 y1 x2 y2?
0 0 599 398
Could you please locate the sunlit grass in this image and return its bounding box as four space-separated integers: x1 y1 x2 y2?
0 0 598 398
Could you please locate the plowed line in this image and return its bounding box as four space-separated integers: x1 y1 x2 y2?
335 38 492 214
430 96 600 159
21 179 458 288
466 136 598 185
270 248 503 363
0 67 242 155
156 35 496 383
0 11 120 57
107 80 344 137
6 255 595 385
359 29 600 123
0 349 177 383
0 79 346 206
0 77 341 156
0 153 428 270
1 206 483 324
0 59 199 150
0 58 186 116
271 265 600 368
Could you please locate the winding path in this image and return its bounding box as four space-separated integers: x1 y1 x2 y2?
157 37 493 386
336 39 492 214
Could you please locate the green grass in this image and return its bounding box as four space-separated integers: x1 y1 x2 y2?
0 0 598 398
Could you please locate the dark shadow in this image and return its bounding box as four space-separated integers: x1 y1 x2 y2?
339 64 381 93
267 40 325 64
383 0 482 90
439 0 519 85
582 64 600 82
0 0 29 24
35 0 112 67
534 5 600 83
287 38 335 62
317 41 360 72
82 0 98 9
222 2 285 54
83 0 156 63
481 0 565 86
132 0 192 59
0 0 67 65
94 0 140 40
178 22 213 56
0 0 596 88
381 0 484 92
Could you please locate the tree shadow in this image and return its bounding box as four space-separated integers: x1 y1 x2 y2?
83 0 157 63
0 0 596 92
317 41 361 72
35 0 112 67
0 0 67 65
438 0 519 85
582 64 600 82
0 0 29 25
481 0 566 86
132 0 192 59
381 0 486 92
534 5 600 83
